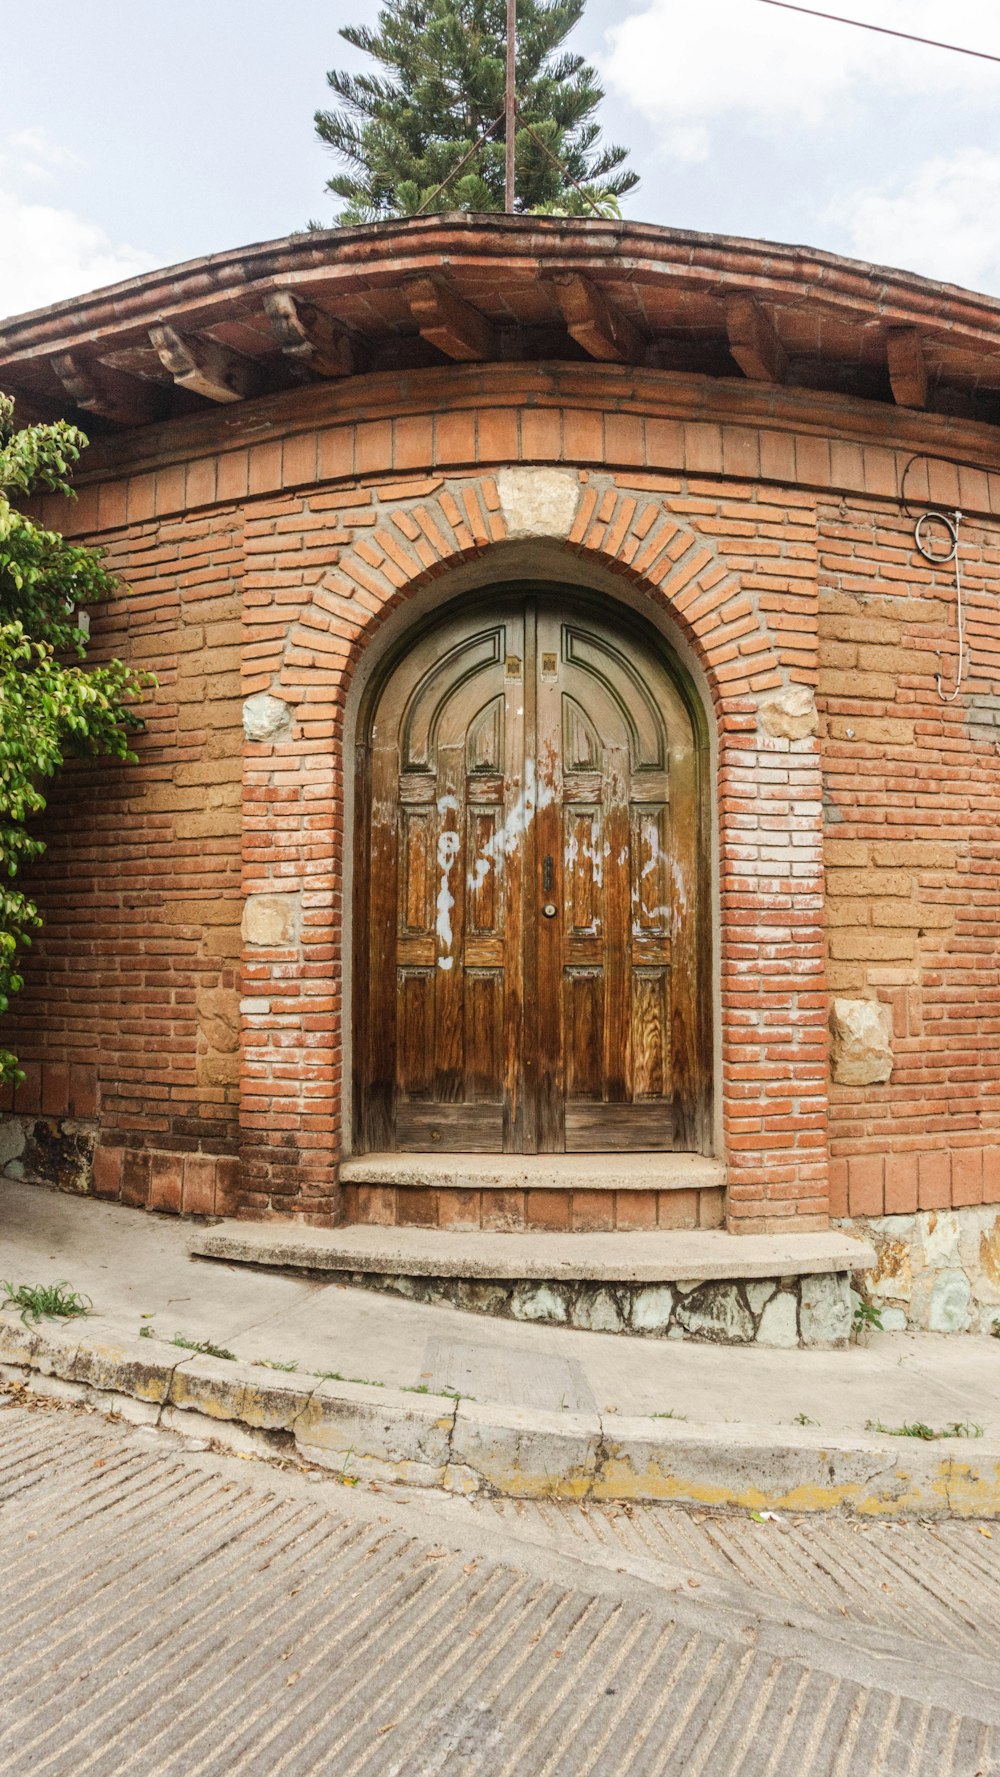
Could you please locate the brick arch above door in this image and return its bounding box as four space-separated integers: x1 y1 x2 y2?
245 468 813 732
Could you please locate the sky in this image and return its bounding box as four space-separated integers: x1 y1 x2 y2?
2 0 1000 321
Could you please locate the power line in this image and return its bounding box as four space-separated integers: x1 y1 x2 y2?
505 0 516 212
754 0 1000 66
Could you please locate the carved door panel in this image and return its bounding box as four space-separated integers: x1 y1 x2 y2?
361 607 525 1153
535 602 703 1152
356 593 708 1155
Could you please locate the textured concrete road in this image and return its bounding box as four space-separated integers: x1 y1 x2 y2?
3 1394 1000 1775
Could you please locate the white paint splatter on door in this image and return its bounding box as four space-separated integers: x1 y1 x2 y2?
435 828 460 965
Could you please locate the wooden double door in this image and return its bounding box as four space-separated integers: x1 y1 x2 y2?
354 591 709 1154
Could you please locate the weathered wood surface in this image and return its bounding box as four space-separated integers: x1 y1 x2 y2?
148 326 264 403
51 352 159 425
725 293 788 385
356 593 709 1154
264 291 358 378
551 273 645 364
406 277 498 362
886 326 929 409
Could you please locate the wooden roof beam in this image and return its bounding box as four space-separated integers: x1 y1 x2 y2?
264 290 358 378
51 352 159 425
552 273 644 363
407 277 497 362
725 293 788 384
886 327 928 409
149 325 265 403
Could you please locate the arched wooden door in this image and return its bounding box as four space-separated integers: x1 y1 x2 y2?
354 592 710 1154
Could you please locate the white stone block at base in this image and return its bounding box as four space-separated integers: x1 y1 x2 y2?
842 1205 1000 1335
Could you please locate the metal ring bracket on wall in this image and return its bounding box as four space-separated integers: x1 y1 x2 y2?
914 508 965 703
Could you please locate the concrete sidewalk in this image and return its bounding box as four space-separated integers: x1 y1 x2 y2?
4 1178 1000 1515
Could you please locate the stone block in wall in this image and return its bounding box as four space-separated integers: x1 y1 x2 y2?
756 684 818 741
0 1115 25 1170
196 984 241 1053
242 692 292 742
241 893 302 947
830 997 893 1085
1 1113 96 1193
196 980 241 1091
496 468 580 538
964 688 1000 748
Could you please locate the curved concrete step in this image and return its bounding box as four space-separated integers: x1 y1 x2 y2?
191 1222 873 1284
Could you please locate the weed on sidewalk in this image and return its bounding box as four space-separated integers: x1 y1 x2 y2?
1 1281 92 1324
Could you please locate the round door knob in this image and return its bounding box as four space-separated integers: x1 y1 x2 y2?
542 902 557 919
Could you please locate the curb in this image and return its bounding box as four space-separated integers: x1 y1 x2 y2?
3 1312 999 1517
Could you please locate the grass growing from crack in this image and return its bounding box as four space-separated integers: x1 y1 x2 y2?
1 1280 92 1324
313 1371 469 1400
402 1383 466 1399
793 1412 818 1426
255 1359 299 1373
315 1369 383 1387
651 1409 687 1420
137 1326 237 1361
169 1332 237 1361
866 1418 984 1441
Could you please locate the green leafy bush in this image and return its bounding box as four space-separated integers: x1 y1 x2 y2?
0 394 153 1081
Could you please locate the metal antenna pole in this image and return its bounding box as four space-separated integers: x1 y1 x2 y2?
504 0 516 212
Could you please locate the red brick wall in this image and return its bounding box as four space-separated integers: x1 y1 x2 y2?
8 360 999 1228
818 497 1000 1219
3 505 244 1216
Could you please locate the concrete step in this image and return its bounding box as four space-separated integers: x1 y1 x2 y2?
339 1151 726 1193
190 1223 875 1345
191 1221 872 1285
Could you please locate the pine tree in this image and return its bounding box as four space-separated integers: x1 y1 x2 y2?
316 0 638 224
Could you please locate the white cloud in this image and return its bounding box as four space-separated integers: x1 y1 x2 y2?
603 0 1000 159
4 126 82 183
828 148 1000 295
0 188 157 319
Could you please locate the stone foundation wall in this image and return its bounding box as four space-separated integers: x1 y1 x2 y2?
0 1113 96 1196
339 1269 853 1347
1 1113 238 1219
841 1206 1000 1334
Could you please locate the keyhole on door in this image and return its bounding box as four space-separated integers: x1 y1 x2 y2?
543 854 554 893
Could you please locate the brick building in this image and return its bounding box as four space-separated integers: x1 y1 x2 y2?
2 215 998 1338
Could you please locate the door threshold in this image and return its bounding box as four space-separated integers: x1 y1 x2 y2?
340 1152 725 1193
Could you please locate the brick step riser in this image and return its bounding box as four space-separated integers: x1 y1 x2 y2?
342 1183 725 1232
